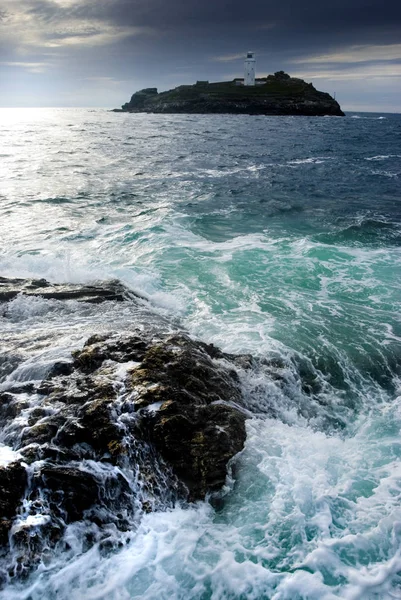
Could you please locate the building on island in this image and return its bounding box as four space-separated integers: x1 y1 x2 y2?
244 52 256 86
234 52 263 86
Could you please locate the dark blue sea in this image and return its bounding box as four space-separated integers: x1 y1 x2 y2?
0 108 401 599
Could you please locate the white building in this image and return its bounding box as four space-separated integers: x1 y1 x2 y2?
244 52 256 86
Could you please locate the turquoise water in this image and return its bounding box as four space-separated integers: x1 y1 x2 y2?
0 108 401 599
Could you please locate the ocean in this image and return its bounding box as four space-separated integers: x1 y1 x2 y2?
0 107 400 599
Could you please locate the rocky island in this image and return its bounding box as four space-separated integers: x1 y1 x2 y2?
115 71 344 117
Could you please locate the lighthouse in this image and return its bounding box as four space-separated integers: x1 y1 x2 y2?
244 51 256 86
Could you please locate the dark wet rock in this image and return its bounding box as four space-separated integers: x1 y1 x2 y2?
0 462 27 546
72 334 148 373
0 276 138 305
150 400 246 499
46 361 74 379
21 421 60 446
125 334 246 499
78 398 122 451
38 466 108 522
40 466 98 520
7 333 247 497
0 393 15 419
42 332 246 497
0 393 30 422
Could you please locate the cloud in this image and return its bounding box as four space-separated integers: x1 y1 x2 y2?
293 44 401 64
83 76 127 86
212 53 246 63
0 0 152 54
292 63 401 81
0 60 52 73
39 23 149 49
290 42 401 86
52 0 86 5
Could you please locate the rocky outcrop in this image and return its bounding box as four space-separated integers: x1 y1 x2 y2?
0 278 247 582
0 276 135 304
116 73 344 116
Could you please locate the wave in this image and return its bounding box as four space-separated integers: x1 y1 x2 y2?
350 115 387 120
314 217 401 247
287 157 333 165
365 155 401 161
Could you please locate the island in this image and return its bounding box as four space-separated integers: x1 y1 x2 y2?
114 71 344 117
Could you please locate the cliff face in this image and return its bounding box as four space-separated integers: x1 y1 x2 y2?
117 74 344 117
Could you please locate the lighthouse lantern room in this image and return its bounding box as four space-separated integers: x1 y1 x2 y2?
244 51 256 86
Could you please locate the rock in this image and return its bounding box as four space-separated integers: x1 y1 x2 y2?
150 401 246 499
72 333 147 373
2 329 246 517
273 70 291 80
38 466 100 522
116 75 344 116
0 277 139 304
0 462 27 546
78 398 122 451
36 465 133 525
46 361 74 379
19 331 246 494
21 421 60 446
0 324 248 580
127 334 246 499
122 87 158 111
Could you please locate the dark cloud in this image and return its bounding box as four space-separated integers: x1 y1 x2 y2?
22 0 400 42
86 0 401 39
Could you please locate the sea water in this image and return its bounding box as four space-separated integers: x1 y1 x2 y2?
0 108 401 599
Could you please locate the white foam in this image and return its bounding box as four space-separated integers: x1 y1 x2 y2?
365 155 401 161
288 157 333 165
0 445 22 467
12 514 51 531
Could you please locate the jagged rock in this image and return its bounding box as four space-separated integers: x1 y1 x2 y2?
116 75 344 116
68 332 246 499
72 333 148 373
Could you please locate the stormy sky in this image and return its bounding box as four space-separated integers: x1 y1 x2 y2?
1 0 400 111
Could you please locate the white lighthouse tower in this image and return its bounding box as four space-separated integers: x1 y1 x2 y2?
244 51 256 86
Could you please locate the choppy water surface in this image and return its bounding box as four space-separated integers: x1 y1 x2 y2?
1 108 401 599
